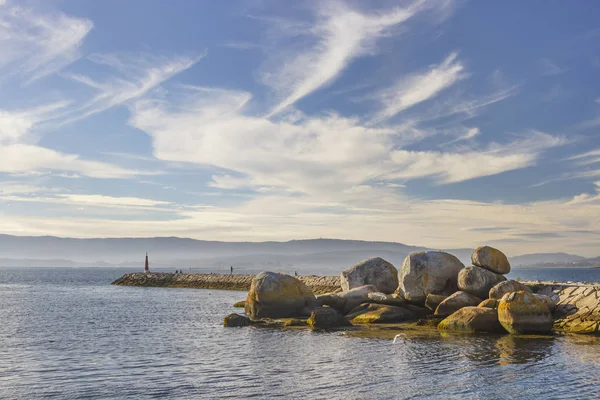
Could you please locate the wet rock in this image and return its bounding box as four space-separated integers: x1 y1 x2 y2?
245 271 317 319
233 301 246 308
367 292 406 307
498 291 554 334
425 294 448 311
534 294 556 313
489 280 531 300
307 307 352 330
341 257 398 294
316 285 378 314
316 293 346 310
471 246 511 274
478 299 499 309
282 318 309 327
398 251 465 305
438 307 504 333
347 303 416 324
223 313 251 327
434 291 483 317
458 266 506 299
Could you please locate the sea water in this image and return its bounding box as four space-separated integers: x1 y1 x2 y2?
1 267 600 399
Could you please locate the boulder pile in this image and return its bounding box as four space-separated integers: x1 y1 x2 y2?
224 246 574 337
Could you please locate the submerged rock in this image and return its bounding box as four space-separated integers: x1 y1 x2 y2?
307 307 352 330
489 280 531 300
438 307 504 333
348 303 416 324
458 266 506 299
398 251 465 305
224 313 251 327
367 292 406 307
341 257 398 294
233 301 246 308
472 246 511 274
245 271 317 319
434 291 482 317
498 291 553 334
478 299 499 309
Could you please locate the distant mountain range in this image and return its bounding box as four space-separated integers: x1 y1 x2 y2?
0 234 597 271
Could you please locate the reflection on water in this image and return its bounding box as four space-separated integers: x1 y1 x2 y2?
1 267 600 399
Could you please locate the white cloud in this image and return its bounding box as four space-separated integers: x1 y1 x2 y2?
0 3 92 82
130 87 565 193
0 144 144 178
264 1 427 117
373 52 467 122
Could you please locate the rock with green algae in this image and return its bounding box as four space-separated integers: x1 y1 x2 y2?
478 299 499 309
434 291 482 317
472 246 511 274
245 271 317 319
282 318 308 327
233 301 246 308
498 291 553 334
347 303 416 324
438 307 504 333
224 313 251 327
307 307 352 330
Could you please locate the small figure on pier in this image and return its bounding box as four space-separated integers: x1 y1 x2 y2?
144 252 149 273
294 271 298 277
230 265 234 275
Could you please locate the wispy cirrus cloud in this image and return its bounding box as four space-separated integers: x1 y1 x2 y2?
0 1 92 82
372 52 467 122
264 1 431 117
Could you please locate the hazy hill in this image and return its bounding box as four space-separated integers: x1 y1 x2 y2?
0 234 596 270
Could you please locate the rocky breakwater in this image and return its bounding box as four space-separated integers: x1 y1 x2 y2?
112 272 340 294
224 246 600 337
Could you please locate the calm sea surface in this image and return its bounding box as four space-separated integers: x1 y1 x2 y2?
1 267 600 399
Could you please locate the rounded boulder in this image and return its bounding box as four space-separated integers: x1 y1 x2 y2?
489 280 532 300
434 291 483 317
472 246 511 274
398 251 465 305
438 307 504 333
498 291 554 334
341 257 398 294
458 266 506 299
307 307 352 330
245 271 317 319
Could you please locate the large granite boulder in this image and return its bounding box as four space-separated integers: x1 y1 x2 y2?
489 280 531 300
498 291 554 334
434 291 483 317
307 307 352 330
245 271 317 319
347 303 416 324
367 292 406 307
438 307 504 333
223 313 251 327
398 251 465 305
341 257 398 294
425 294 448 311
458 266 506 299
472 246 511 274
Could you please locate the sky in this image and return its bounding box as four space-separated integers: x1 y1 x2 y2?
0 0 599 256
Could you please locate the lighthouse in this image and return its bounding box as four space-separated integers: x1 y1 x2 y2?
144 252 149 273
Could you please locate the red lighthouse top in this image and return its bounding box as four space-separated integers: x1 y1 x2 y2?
144 252 149 273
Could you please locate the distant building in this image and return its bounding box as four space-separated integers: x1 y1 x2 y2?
144 252 149 273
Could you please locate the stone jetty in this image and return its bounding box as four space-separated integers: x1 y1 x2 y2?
112 272 340 294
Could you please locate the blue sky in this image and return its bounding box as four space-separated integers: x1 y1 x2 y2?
0 0 599 256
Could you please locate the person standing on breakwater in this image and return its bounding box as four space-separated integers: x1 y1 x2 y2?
230 266 234 275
